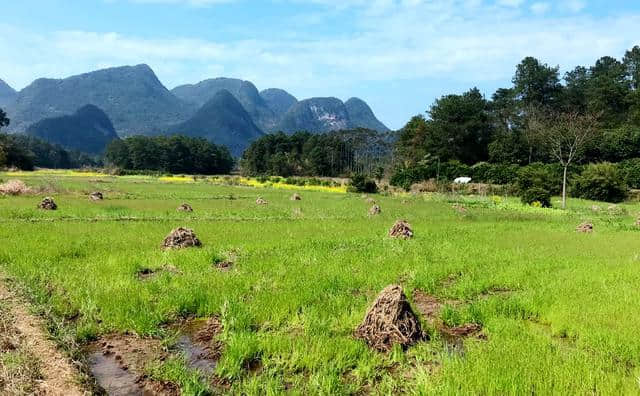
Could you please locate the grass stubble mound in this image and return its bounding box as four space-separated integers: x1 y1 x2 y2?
290 193 302 201
388 220 413 239
177 203 193 212
369 204 381 216
576 222 594 233
256 197 268 205
162 227 202 249
37 197 57 210
355 285 424 352
89 191 103 201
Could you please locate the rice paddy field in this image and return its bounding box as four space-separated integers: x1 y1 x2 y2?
2 170 640 395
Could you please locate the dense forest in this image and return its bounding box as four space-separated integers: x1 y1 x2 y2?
104 135 234 174
395 46 640 167
240 129 393 177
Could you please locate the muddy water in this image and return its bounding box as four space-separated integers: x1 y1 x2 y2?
175 335 217 375
88 351 144 396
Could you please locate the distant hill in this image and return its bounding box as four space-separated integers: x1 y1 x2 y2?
6 64 194 135
277 97 351 133
4 64 389 156
0 79 17 107
345 98 390 132
25 104 119 154
171 78 277 131
260 88 298 119
276 97 390 134
170 90 264 156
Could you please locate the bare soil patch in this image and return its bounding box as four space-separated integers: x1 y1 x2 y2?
87 334 177 396
0 276 83 396
173 317 224 376
355 285 424 352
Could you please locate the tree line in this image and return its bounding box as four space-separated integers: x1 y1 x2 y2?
104 135 234 174
1 110 100 170
240 129 393 177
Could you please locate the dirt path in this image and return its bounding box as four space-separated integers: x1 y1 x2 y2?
0 274 85 396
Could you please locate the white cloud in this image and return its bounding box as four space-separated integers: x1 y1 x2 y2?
496 0 524 7
0 1 638 100
563 0 586 13
124 0 235 5
530 2 551 14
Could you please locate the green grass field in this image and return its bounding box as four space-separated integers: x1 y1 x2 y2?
2 170 640 395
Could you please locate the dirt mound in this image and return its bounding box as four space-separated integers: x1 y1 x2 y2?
37 197 57 210
0 180 33 196
162 227 202 249
441 323 483 338
256 197 268 205
388 220 413 239
177 203 193 212
89 191 103 201
355 285 423 351
369 204 381 216
290 193 302 201
576 222 593 233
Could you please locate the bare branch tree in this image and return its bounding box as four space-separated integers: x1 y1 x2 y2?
527 109 601 209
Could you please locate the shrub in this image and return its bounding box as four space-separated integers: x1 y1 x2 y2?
0 179 33 196
574 163 627 203
348 174 378 193
619 158 640 189
520 187 552 207
516 164 555 207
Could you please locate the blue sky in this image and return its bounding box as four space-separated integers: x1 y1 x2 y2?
1 0 640 129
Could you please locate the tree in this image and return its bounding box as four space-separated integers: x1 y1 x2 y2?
426 87 494 164
512 57 563 108
527 109 601 208
0 108 8 131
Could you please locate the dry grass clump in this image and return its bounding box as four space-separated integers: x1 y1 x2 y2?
163 227 202 249
89 191 103 201
37 197 57 210
177 203 193 212
355 285 423 351
369 204 381 216
576 222 594 233
388 220 413 239
0 180 33 196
